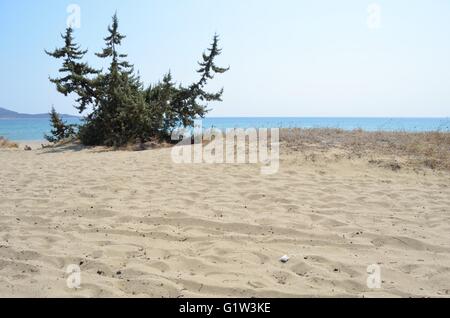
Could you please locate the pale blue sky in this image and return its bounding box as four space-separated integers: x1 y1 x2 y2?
0 0 449 117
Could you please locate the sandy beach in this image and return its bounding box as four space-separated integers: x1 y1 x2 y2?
1 131 450 298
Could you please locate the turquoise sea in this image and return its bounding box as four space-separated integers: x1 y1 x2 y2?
1 117 449 141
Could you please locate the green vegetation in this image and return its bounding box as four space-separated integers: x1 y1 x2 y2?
46 14 228 146
44 107 76 143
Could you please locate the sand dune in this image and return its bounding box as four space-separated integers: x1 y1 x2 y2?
1 139 450 297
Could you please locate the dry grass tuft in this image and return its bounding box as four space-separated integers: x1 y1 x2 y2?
281 129 450 171
0 136 18 149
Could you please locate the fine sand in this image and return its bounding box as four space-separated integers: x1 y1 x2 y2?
1 133 450 298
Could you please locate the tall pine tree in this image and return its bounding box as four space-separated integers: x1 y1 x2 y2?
45 27 99 113
192 33 230 99
153 34 230 134
80 13 149 146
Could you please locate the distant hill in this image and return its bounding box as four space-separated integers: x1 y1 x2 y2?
0 107 79 119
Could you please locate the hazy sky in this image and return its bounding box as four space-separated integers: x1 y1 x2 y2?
0 0 449 117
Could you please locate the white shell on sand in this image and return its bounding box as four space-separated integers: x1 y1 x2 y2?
280 255 290 263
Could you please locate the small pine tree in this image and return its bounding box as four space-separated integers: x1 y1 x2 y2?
144 71 179 136
44 107 76 143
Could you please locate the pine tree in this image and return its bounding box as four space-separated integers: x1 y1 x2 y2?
44 107 75 143
80 13 149 146
95 14 133 72
144 71 179 135
192 33 230 98
164 34 229 133
45 28 99 113
47 14 229 146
